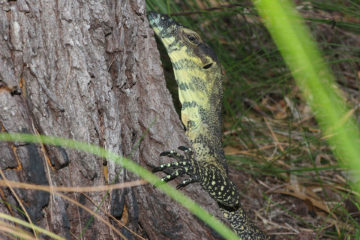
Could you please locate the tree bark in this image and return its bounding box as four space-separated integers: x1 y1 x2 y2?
0 1 222 239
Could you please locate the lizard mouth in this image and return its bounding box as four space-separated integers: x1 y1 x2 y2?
147 11 181 38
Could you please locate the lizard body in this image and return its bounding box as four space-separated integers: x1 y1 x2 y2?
148 12 268 239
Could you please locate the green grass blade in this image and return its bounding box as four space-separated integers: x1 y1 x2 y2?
252 0 360 194
0 133 240 240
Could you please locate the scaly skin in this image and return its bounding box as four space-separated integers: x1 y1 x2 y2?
148 12 269 239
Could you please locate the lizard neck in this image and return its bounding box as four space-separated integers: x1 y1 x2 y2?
173 63 226 171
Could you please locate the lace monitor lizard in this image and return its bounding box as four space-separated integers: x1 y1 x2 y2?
148 12 269 240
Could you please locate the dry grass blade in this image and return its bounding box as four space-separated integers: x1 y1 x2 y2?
0 169 38 239
0 220 40 240
273 184 333 215
0 225 37 240
0 179 147 239
0 179 147 192
82 193 147 240
264 117 284 153
55 192 128 239
0 213 64 240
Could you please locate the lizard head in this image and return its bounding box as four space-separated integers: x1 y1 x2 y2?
147 12 223 88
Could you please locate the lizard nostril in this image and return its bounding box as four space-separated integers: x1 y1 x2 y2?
203 63 213 69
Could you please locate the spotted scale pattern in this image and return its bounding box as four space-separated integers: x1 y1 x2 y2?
153 147 241 208
222 208 269 240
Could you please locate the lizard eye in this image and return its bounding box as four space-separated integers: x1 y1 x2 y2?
182 30 201 45
186 34 200 45
187 34 197 42
182 28 201 45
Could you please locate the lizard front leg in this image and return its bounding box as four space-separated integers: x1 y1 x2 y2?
153 146 241 209
152 146 200 189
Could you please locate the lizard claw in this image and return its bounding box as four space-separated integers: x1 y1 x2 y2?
160 151 171 156
178 146 191 152
152 166 162 173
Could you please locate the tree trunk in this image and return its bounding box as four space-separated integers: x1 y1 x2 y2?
0 1 222 239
